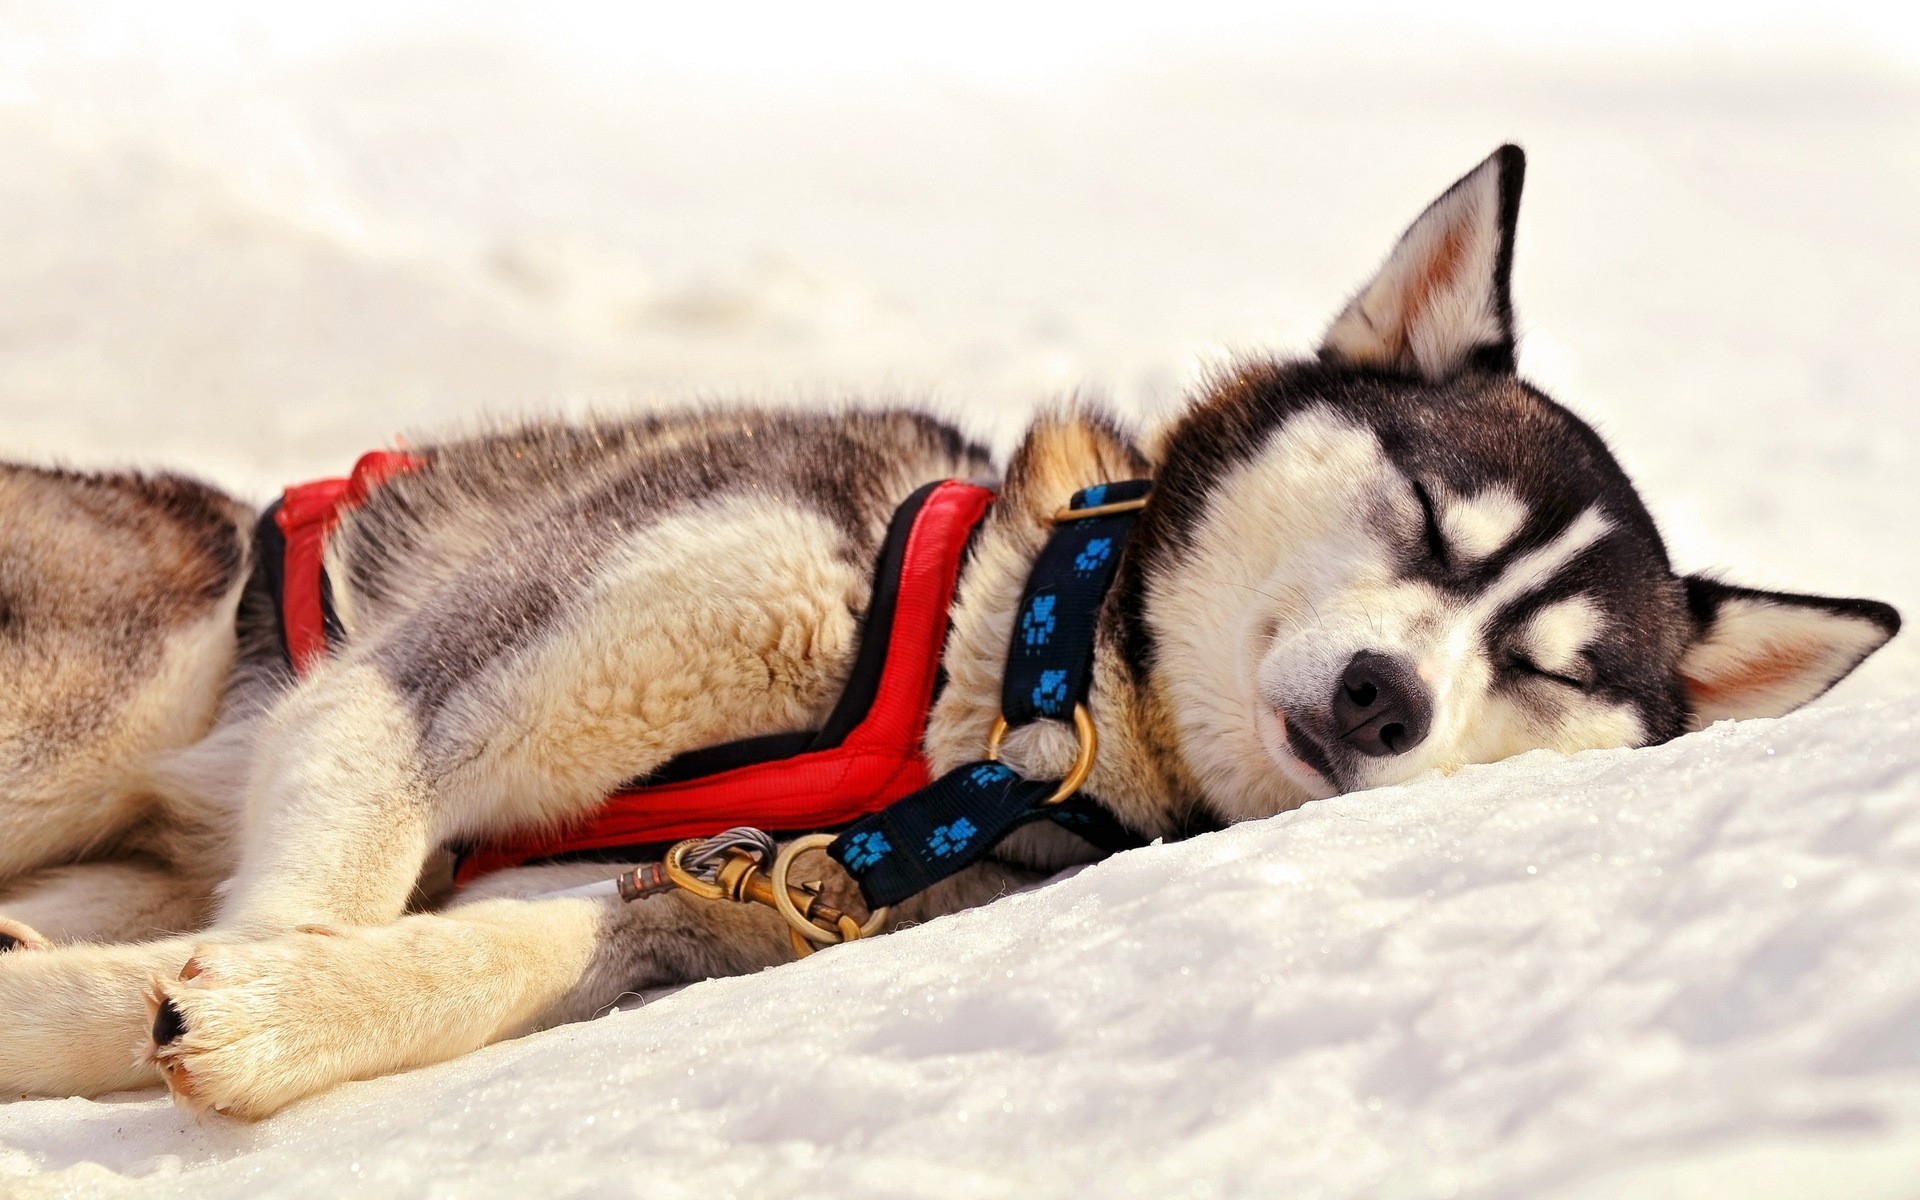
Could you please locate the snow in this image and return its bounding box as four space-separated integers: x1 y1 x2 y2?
2 8 1918 1196
4 698 1918 1198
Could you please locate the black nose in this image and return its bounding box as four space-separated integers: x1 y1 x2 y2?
1331 651 1433 758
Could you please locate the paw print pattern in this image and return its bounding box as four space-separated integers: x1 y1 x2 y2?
1079 484 1108 508
968 763 1015 788
928 818 979 857
841 831 893 871
1032 668 1069 715
1020 594 1057 651
1073 537 1113 573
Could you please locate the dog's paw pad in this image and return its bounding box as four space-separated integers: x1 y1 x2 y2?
152 997 189 1046
142 980 216 1115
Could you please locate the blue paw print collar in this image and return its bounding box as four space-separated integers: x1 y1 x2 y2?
830 479 1153 909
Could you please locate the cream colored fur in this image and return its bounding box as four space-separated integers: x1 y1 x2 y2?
0 432 1128 1118
0 570 246 883
423 499 865 842
0 403 1881 1120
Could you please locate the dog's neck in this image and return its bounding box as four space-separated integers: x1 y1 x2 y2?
925 409 1215 863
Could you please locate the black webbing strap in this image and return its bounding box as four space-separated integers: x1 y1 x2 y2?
830 480 1153 908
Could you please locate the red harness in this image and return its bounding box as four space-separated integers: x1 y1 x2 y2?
266 452 994 885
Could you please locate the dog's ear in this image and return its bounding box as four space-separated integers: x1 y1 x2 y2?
1677 576 1900 727
1321 144 1525 382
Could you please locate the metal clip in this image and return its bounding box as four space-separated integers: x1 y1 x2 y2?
660 828 887 958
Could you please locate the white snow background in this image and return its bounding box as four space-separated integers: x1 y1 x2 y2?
2 4 1918 1196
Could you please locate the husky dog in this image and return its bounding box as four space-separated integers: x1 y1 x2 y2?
0 147 1898 1118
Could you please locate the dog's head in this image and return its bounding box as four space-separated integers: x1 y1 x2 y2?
1126 146 1900 818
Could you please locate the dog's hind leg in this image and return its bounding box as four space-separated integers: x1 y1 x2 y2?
0 463 249 885
0 662 437 1102
0 934 210 1095
0 859 217 949
0 787 230 1096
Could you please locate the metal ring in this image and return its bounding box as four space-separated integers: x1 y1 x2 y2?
1051 496 1148 523
769 834 888 946
662 839 726 901
982 703 1097 806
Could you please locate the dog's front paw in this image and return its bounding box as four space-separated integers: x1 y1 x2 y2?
142 927 371 1120
0 917 52 953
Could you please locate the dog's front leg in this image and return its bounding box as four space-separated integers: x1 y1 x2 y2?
0 663 443 1102
215 661 442 935
0 935 206 1095
140 883 792 1119
135 850 1046 1118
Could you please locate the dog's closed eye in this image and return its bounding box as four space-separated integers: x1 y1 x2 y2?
1411 481 1450 568
1505 650 1595 692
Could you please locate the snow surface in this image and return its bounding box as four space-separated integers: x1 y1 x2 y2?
2 8 1918 1196
5 698 1919 1199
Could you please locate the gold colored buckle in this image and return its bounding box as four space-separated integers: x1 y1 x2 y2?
1051 496 1148 523
983 702 1098 807
664 835 888 958
769 834 888 951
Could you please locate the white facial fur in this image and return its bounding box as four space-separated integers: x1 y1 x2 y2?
1147 406 1645 821
1519 596 1605 677
1439 485 1527 564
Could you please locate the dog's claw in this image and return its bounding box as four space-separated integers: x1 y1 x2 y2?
155 1054 210 1116
142 978 213 1115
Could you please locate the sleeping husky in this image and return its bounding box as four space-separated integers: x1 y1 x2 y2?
0 146 1898 1118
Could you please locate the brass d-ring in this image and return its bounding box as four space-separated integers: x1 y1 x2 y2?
983 702 1098 806
1051 496 1148 522
662 839 727 901
770 834 888 946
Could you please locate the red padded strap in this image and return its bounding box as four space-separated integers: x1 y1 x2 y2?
275 450 424 676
